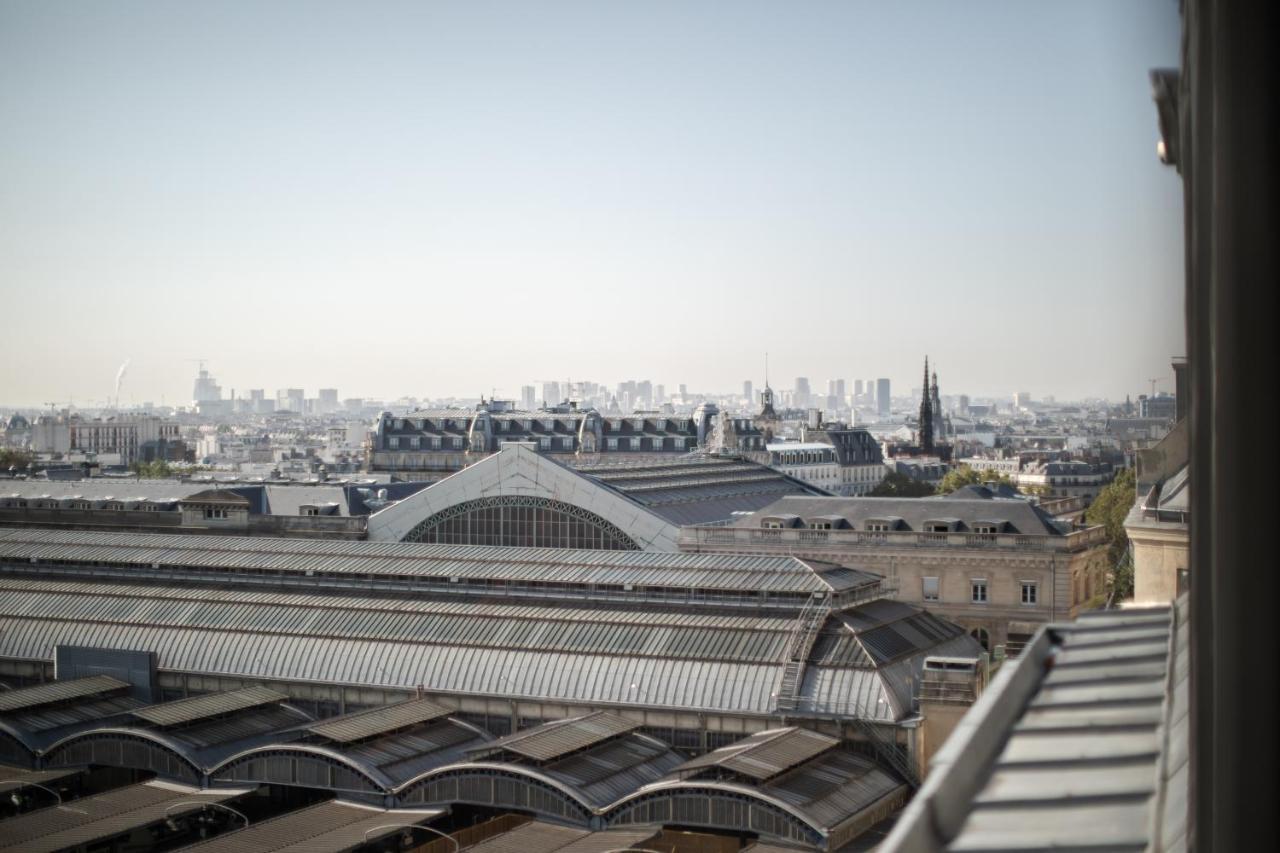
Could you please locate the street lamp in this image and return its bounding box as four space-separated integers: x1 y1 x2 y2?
2 780 86 815
361 823 458 851
162 801 249 834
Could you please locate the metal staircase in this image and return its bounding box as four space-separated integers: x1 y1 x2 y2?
774 596 830 712
851 716 921 789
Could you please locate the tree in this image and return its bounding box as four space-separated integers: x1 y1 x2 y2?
0 448 34 471
935 464 1014 495
130 459 174 479
1084 467 1137 602
869 471 937 498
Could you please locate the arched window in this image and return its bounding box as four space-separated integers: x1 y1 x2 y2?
401 495 641 550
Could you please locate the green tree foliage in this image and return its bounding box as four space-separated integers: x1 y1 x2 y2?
1084 467 1137 601
935 464 1014 495
130 459 174 478
869 471 937 498
0 448 34 470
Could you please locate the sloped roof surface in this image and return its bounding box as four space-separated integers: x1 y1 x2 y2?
730 495 1062 535
306 697 452 744
471 712 637 763
0 675 129 714
132 685 288 727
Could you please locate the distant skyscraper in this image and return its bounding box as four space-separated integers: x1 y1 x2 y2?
794 377 811 409
318 388 338 413
678 384 687 398
542 382 560 407
854 379 864 401
521 385 536 410
876 378 891 416
277 388 304 413
192 368 222 405
743 380 753 404
654 384 665 404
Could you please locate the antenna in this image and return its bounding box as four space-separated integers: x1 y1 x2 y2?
765 352 769 388
1147 376 1166 397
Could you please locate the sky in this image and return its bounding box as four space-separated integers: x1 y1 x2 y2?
0 0 1185 408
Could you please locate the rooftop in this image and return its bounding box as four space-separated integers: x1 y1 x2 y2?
880 597 1187 851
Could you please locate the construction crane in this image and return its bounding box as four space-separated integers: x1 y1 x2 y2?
184 358 209 373
1147 376 1167 397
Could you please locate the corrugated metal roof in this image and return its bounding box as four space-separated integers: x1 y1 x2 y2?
675 727 838 781
0 780 248 853
0 763 84 794
307 697 452 744
0 675 129 714
467 821 590 853
175 801 444 853
880 601 1183 852
550 829 661 853
133 685 289 727
471 712 637 763
0 527 836 594
540 732 685 808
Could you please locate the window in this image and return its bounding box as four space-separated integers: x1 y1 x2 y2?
388 436 400 449
922 577 940 601
453 436 464 449
651 437 665 451
1021 581 1039 605
808 521 832 530
561 436 574 450
974 523 999 535
607 438 619 450
971 579 988 603
866 522 890 532
539 436 552 450
409 437 420 449
629 437 641 450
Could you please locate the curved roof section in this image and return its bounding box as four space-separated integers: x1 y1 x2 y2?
0 577 957 722
0 526 847 599
609 748 905 839
564 453 830 527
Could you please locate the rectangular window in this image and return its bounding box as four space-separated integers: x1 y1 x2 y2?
922 577 940 601
1021 581 1039 605
388 437 399 449
539 436 552 450
971 579 988 603
607 438 618 450
651 437 665 451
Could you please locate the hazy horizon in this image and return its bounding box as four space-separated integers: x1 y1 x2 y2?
1 1 1184 408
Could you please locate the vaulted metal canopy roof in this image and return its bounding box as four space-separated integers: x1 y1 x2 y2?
306 697 452 744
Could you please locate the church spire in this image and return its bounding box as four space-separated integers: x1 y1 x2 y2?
919 356 935 454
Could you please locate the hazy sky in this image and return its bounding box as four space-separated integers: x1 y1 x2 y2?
1 1 1184 407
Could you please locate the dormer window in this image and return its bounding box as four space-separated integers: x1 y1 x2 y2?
974 523 999 535
808 521 832 530
763 520 785 529
867 522 891 532
925 523 951 533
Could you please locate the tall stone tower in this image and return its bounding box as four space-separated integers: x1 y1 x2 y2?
919 357 935 454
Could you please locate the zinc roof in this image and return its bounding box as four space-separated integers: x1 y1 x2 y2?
468 821 590 853
0 527 838 594
880 600 1183 853
175 801 444 853
0 763 85 793
674 727 838 781
0 780 248 853
471 712 637 762
307 697 452 744
0 675 129 714
132 685 289 728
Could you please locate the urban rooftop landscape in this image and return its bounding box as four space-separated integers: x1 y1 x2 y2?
0 2 1273 852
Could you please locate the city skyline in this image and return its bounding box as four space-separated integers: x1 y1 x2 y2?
1 1 1183 406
